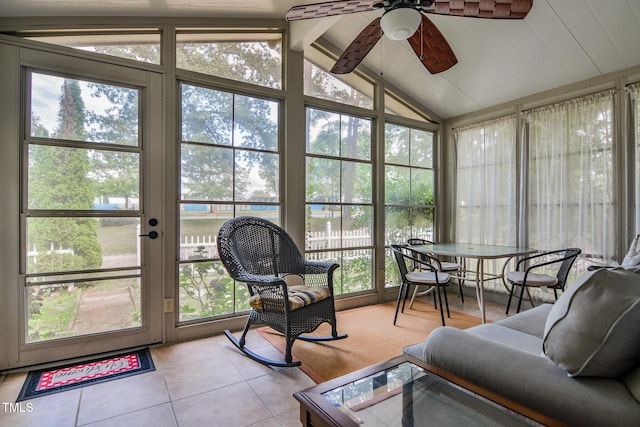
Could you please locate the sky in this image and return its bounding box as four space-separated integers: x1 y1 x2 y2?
31 72 121 136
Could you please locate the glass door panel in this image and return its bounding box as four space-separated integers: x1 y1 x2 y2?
19 61 162 363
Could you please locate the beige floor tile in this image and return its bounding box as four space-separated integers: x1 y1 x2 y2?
276 409 303 427
172 382 269 427
151 336 224 370
0 388 81 427
79 403 177 427
0 372 27 402
248 368 315 417
77 371 169 425
222 328 275 353
221 339 290 381
247 417 282 427
162 355 245 400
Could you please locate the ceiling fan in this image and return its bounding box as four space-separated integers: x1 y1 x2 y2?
285 0 533 75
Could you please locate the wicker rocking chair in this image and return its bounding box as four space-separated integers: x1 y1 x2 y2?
217 216 347 367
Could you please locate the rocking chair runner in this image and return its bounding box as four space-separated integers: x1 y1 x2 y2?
217 216 347 367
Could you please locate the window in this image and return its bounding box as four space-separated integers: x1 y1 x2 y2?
630 83 640 232
303 59 373 109
453 116 517 292
305 108 373 295
523 90 616 268
25 71 143 341
176 31 282 90
22 29 161 64
454 116 517 246
178 83 280 321
384 123 435 286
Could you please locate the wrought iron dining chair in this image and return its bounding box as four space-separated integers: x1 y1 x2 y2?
391 244 451 326
407 238 464 304
217 216 347 367
505 248 582 314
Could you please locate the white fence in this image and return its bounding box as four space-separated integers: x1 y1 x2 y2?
306 222 371 250
180 222 375 261
28 244 74 265
31 222 433 263
181 235 219 260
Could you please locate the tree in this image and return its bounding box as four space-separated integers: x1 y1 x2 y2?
304 61 374 226
28 79 102 272
306 108 372 226
178 247 244 318
86 82 140 209
92 41 281 207
176 40 282 89
173 39 282 203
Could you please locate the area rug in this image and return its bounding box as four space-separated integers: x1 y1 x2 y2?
17 348 155 401
258 300 481 383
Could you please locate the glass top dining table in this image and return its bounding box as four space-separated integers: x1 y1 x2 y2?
409 243 538 323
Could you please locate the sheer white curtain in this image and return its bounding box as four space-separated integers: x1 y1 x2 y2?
631 83 640 233
454 115 517 246
522 90 616 265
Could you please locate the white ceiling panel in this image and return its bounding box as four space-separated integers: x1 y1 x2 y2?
521 1 600 84
1 0 639 119
587 0 640 69
436 18 534 107
545 0 629 74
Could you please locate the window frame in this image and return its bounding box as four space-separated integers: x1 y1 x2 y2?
304 105 375 297
177 79 283 324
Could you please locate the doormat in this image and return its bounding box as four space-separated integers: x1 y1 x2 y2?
17 348 155 401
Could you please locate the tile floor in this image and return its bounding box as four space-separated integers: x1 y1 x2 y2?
0 289 511 427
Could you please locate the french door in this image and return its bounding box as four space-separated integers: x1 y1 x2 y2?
11 48 163 367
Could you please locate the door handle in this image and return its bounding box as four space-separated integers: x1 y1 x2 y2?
139 231 159 239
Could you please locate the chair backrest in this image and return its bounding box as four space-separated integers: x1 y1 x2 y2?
217 216 306 280
407 238 437 270
407 238 433 245
391 244 439 282
555 248 582 290
391 245 410 282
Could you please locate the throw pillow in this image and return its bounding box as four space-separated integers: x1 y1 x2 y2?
543 268 640 377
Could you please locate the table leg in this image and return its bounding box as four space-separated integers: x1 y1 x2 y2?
475 258 486 323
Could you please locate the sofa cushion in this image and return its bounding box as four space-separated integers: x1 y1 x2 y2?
543 268 640 377
624 365 640 403
403 305 553 359
466 323 542 355
495 303 553 339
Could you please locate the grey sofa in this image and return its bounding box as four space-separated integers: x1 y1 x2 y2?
403 268 640 426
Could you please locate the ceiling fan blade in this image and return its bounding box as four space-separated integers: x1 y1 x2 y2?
423 0 533 19
407 14 457 74
285 0 381 21
331 18 383 74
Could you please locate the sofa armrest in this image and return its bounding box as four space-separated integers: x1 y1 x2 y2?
412 327 640 427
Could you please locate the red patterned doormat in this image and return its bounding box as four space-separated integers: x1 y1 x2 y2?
17 348 154 401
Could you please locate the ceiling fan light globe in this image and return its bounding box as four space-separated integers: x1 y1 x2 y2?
380 8 421 40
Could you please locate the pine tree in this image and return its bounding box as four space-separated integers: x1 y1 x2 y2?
29 79 102 272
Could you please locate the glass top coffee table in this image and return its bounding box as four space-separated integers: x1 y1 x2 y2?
294 355 561 427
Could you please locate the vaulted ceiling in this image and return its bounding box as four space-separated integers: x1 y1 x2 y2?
2 0 639 119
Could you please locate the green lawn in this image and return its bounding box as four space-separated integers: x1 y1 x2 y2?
97 221 138 256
